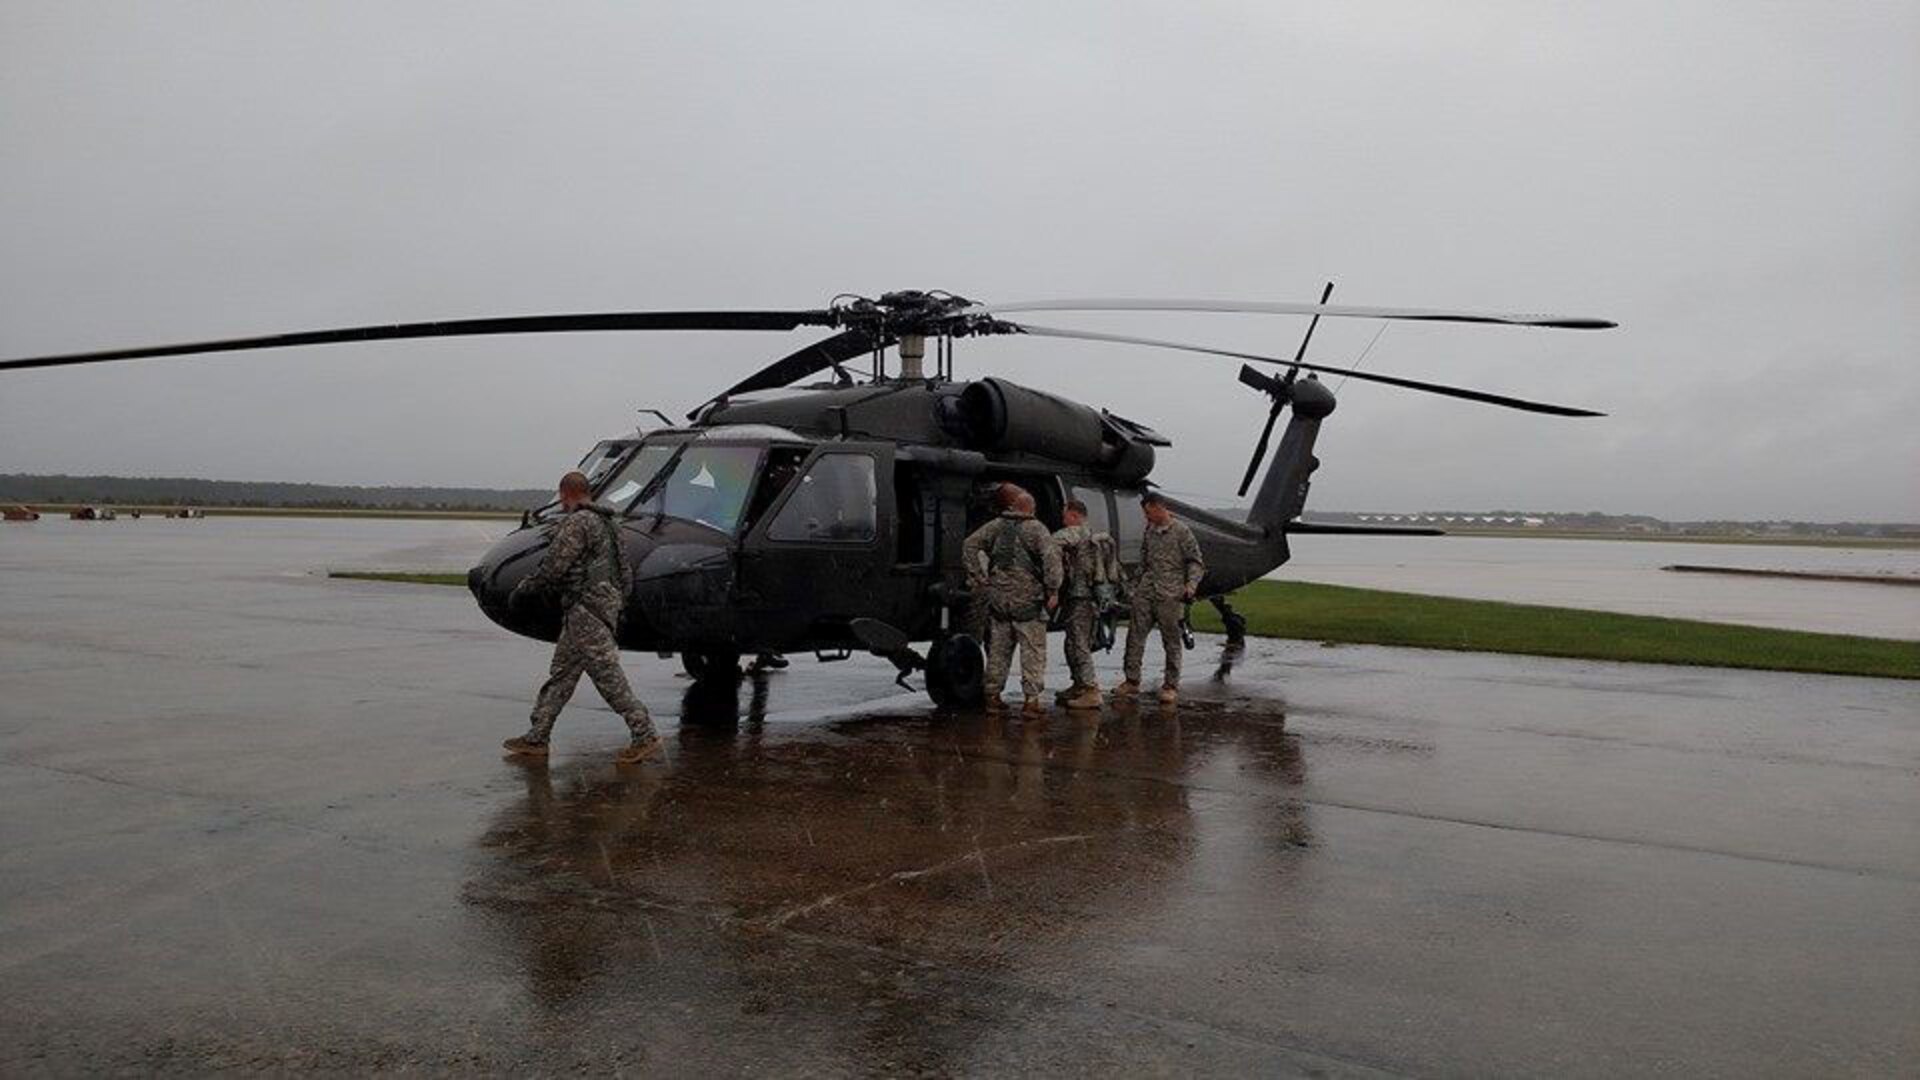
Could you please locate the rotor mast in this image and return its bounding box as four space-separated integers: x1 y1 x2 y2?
897 333 927 381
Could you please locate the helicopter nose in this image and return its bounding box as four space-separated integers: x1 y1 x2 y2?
470 526 548 609
468 521 662 643
469 525 562 639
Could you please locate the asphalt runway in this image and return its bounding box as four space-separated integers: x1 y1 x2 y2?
2 521 1917 1075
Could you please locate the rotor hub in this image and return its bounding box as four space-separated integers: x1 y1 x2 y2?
829 290 1008 340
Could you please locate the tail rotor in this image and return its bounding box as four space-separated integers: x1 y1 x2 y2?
1237 281 1333 497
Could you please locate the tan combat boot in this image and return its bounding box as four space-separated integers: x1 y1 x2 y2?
1021 697 1047 718
1111 679 1141 697
1064 685 1103 711
984 694 1008 713
615 736 665 765
1157 686 1179 705
502 736 550 757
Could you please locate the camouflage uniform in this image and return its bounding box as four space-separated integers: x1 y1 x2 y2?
510 502 656 745
1052 522 1121 692
962 510 1064 701
1123 518 1205 689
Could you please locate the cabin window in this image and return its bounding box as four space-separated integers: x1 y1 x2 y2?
769 453 877 543
1070 484 1113 537
895 465 930 564
1113 489 1145 562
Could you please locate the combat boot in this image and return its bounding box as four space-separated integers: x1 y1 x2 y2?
1157 686 1179 705
1112 679 1141 697
502 736 549 757
1021 697 1047 717
1064 685 1103 711
1054 685 1076 704
615 736 664 765
984 694 1008 713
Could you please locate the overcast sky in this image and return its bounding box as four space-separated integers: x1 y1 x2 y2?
2 2 1914 520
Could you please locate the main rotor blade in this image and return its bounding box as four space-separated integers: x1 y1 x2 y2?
0 310 839 372
1288 281 1336 367
717 328 894 399
1006 322 1606 417
970 297 1615 330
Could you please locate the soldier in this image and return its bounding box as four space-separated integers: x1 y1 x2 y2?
1052 498 1121 710
1114 490 1205 705
962 486 1064 715
502 470 662 764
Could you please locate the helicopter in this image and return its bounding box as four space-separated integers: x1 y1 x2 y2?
0 286 1611 705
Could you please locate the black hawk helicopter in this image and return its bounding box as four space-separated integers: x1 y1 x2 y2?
0 287 1611 704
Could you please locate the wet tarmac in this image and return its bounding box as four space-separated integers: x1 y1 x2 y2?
3 521 1918 1074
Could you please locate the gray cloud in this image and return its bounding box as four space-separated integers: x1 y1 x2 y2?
3 1 1915 519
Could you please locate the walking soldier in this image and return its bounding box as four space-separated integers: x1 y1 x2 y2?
503 471 663 763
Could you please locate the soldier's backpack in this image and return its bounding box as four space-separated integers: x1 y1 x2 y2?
987 518 1046 621
583 509 629 625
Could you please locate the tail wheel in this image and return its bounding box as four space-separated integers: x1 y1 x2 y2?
680 650 742 682
925 634 985 708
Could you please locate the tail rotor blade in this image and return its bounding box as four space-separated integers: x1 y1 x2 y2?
1237 402 1286 497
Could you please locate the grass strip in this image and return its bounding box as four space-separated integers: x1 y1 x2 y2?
35 503 518 521
331 571 1919 680
330 571 470 587
1192 580 1918 680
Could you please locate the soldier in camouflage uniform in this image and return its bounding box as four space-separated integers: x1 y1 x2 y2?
1052 498 1121 710
1115 491 1206 705
961 487 1064 715
503 471 662 764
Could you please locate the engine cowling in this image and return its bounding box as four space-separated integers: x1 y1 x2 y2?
952 377 1157 484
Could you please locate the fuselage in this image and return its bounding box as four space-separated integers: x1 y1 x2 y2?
467 378 1309 656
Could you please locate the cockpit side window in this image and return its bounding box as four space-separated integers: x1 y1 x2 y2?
767 453 877 543
740 447 809 535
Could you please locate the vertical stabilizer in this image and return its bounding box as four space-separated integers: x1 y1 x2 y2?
1245 376 1336 535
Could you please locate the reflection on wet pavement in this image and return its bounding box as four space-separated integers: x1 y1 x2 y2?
468 676 1306 1059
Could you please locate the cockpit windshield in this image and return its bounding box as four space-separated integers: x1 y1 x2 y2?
597 443 677 510
626 443 763 534
577 440 632 486
530 439 641 524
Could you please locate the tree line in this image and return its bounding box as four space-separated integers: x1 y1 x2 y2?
0 474 549 512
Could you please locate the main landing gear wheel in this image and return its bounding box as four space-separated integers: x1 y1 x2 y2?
925 633 985 709
680 650 742 682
